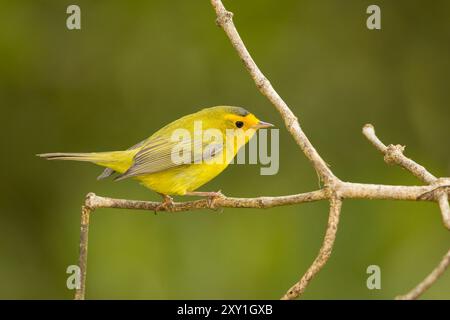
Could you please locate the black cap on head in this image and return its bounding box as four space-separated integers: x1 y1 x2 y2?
225 106 250 117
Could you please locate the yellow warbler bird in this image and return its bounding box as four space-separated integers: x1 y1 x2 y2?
38 106 273 207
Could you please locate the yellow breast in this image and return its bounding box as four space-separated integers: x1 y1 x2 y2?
136 161 229 195
136 142 245 195
135 128 256 195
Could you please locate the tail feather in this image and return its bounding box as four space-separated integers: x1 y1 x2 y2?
37 151 134 175
37 152 111 162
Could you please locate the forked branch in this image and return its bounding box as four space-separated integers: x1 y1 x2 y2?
363 124 450 229
210 0 449 300
72 0 449 300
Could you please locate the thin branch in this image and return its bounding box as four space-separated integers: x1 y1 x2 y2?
85 183 444 212
338 182 445 201
437 192 450 229
396 249 450 300
363 124 450 230
74 204 91 300
210 0 335 185
281 195 342 300
363 123 450 298
362 124 437 184
85 190 329 211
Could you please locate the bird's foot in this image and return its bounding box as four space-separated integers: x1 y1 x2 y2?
207 190 224 210
155 194 175 213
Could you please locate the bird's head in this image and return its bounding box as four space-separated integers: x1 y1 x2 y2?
202 106 273 132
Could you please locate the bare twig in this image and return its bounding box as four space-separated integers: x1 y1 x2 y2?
210 0 335 185
363 123 450 299
363 124 450 230
362 124 437 184
437 192 450 229
84 190 329 212
281 195 342 300
74 204 91 300
396 249 450 300
71 0 449 300
85 184 445 212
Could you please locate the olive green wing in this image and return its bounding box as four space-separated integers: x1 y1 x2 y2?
114 136 223 181
96 139 148 180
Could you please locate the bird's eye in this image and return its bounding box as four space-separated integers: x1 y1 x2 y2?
235 121 244 128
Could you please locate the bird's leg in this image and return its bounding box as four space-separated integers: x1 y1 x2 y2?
155 194 175 213
185 190 224 209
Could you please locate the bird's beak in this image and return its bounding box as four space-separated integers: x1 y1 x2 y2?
253 120 274 129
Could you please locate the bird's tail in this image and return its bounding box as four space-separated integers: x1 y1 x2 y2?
37 151 134 175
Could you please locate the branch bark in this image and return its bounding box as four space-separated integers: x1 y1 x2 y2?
281 195 342 300
363 124 450 230
210 0 335 185
83 183 445 213
362 124 437 184
74 205 91 300
72 0 449 300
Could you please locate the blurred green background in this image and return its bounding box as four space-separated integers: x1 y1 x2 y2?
0 0 449 299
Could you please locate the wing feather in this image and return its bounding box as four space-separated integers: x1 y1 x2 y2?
114 135 223 181
96 138 149 180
